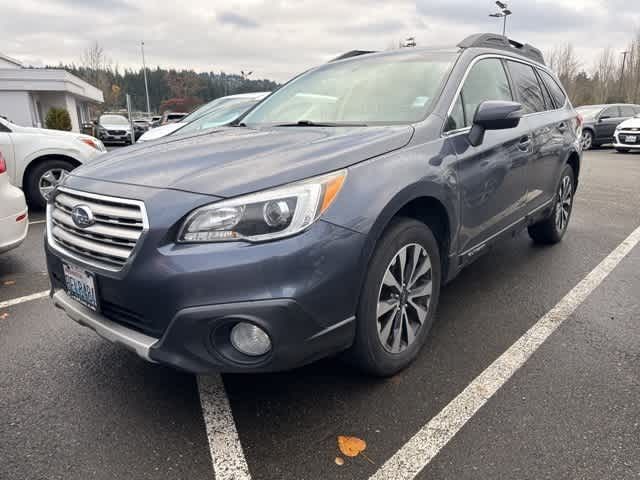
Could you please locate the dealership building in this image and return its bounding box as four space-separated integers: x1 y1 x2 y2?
0 52 103 132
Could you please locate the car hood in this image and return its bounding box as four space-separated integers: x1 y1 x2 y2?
618 117 640 129
100 123 132 131
73 125 414 197
12 125 86 139
138 123 183 142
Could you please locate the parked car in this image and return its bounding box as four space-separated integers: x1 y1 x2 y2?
138 92 270 142
45 33 581 376
0 116 105 208
161 112 188 125
96 114 133 145
613 113 640 153
0 151 28 254
132 120 151 140
576 104 640 150
150 116 162 127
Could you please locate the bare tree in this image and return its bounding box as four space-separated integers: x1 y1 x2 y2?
594 47 619 103
547 43 581 101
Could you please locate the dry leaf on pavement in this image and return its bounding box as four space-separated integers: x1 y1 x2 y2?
337 436 367 457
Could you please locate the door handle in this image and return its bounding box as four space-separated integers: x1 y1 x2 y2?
518 135 532 151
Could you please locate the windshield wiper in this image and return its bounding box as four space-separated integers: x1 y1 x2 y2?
274 120 368 127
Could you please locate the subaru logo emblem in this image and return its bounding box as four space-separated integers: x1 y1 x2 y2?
71 205 95 229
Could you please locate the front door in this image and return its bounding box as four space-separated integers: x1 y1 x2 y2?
595 106 621 143
444 57 530 255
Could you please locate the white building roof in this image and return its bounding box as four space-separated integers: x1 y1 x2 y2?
0 66 104 103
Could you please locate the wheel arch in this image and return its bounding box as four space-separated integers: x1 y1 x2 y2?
356 183 457 302
22 153 82 189
565 150 581 188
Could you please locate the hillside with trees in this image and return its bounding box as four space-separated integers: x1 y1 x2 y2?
53 43 280 114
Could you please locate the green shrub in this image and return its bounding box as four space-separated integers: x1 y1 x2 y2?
45 107 72 131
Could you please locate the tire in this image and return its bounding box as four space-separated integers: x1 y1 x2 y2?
25 159 75 209
581 130 594 150
347 218 442 376
528 165 575 245
616 148 630 153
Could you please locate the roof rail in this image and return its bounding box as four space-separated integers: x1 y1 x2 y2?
458 33 545 65
329 50 377 62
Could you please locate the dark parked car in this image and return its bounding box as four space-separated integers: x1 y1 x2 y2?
45 33 581 376
576 103 640 150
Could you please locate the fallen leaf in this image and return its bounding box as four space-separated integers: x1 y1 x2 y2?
338 436 367 458
3 280 16 286
334 457 344 466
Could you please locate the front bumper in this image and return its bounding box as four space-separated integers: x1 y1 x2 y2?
614 132 640 149
45 182 366 373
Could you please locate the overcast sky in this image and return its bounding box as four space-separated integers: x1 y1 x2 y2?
1 0 639 82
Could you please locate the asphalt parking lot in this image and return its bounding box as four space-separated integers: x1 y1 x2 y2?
1 148 639 480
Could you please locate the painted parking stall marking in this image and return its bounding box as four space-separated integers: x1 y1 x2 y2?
0 290 49 310
198 374 252 480
369 225 640 480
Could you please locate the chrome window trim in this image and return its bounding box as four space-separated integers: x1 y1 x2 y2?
46 186 149 272
441 53 569 138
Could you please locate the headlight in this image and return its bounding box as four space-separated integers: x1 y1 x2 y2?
79 137 104 151
178 170 346 243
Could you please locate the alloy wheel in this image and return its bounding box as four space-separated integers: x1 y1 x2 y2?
581 131 593 150
376 243 432 354
39 168 68 200
555 175 573 232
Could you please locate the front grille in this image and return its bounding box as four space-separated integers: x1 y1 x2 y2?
107 130 126 135
48 188 147 270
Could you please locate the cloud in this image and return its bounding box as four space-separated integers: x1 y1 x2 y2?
1 0 639 82
217 12 260 29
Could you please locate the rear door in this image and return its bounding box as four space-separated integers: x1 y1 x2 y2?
505 61 570 211
444 57 530 255
595 106 621 142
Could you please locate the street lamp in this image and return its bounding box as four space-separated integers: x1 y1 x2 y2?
141 41 151 115
489 1 512 36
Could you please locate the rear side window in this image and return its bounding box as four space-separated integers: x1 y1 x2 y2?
538 70 567 108
445 58 512 131
507 61 546 114
619 106 636 117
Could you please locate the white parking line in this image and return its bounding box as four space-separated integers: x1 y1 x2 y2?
0 290 49 309
370 225 640 480
198 374 251 480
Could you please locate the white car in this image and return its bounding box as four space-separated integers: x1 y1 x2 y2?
0 116 105 208
0 151 28 254
137 92 270 143
96 114 133 145
613 114 640 153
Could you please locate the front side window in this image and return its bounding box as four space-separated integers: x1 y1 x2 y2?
445 58 512 131
507 61 545 114
601 106 620 119
243 52 457 125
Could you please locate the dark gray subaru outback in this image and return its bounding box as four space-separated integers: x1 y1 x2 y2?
45 34 581 376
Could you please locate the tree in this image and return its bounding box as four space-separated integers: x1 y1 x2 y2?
45 108 72 131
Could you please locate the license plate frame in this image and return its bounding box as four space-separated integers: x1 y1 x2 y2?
63 263 99 312
625 135 637 143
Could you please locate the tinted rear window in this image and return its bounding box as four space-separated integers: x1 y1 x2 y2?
507 61 545 114
538 70 567 108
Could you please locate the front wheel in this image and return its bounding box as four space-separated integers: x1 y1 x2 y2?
528 165 575 245
347 218 441 376
25 159 75 209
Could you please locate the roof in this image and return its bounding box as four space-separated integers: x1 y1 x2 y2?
0 68 104 103
0 53 23 68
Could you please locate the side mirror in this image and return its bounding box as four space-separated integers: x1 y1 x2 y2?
469 100 523 147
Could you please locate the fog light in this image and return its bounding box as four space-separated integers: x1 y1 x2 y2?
230 322 271 356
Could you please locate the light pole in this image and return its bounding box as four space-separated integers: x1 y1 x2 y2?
141 41 151 115
489 1 512 36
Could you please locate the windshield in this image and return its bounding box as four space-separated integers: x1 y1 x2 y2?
173 99 260 135
180 97 242 123
100 115 129 125
575 106 603 119
243 51 456 126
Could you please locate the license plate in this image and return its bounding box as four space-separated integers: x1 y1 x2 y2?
625 135 637 143
63 263 99 311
